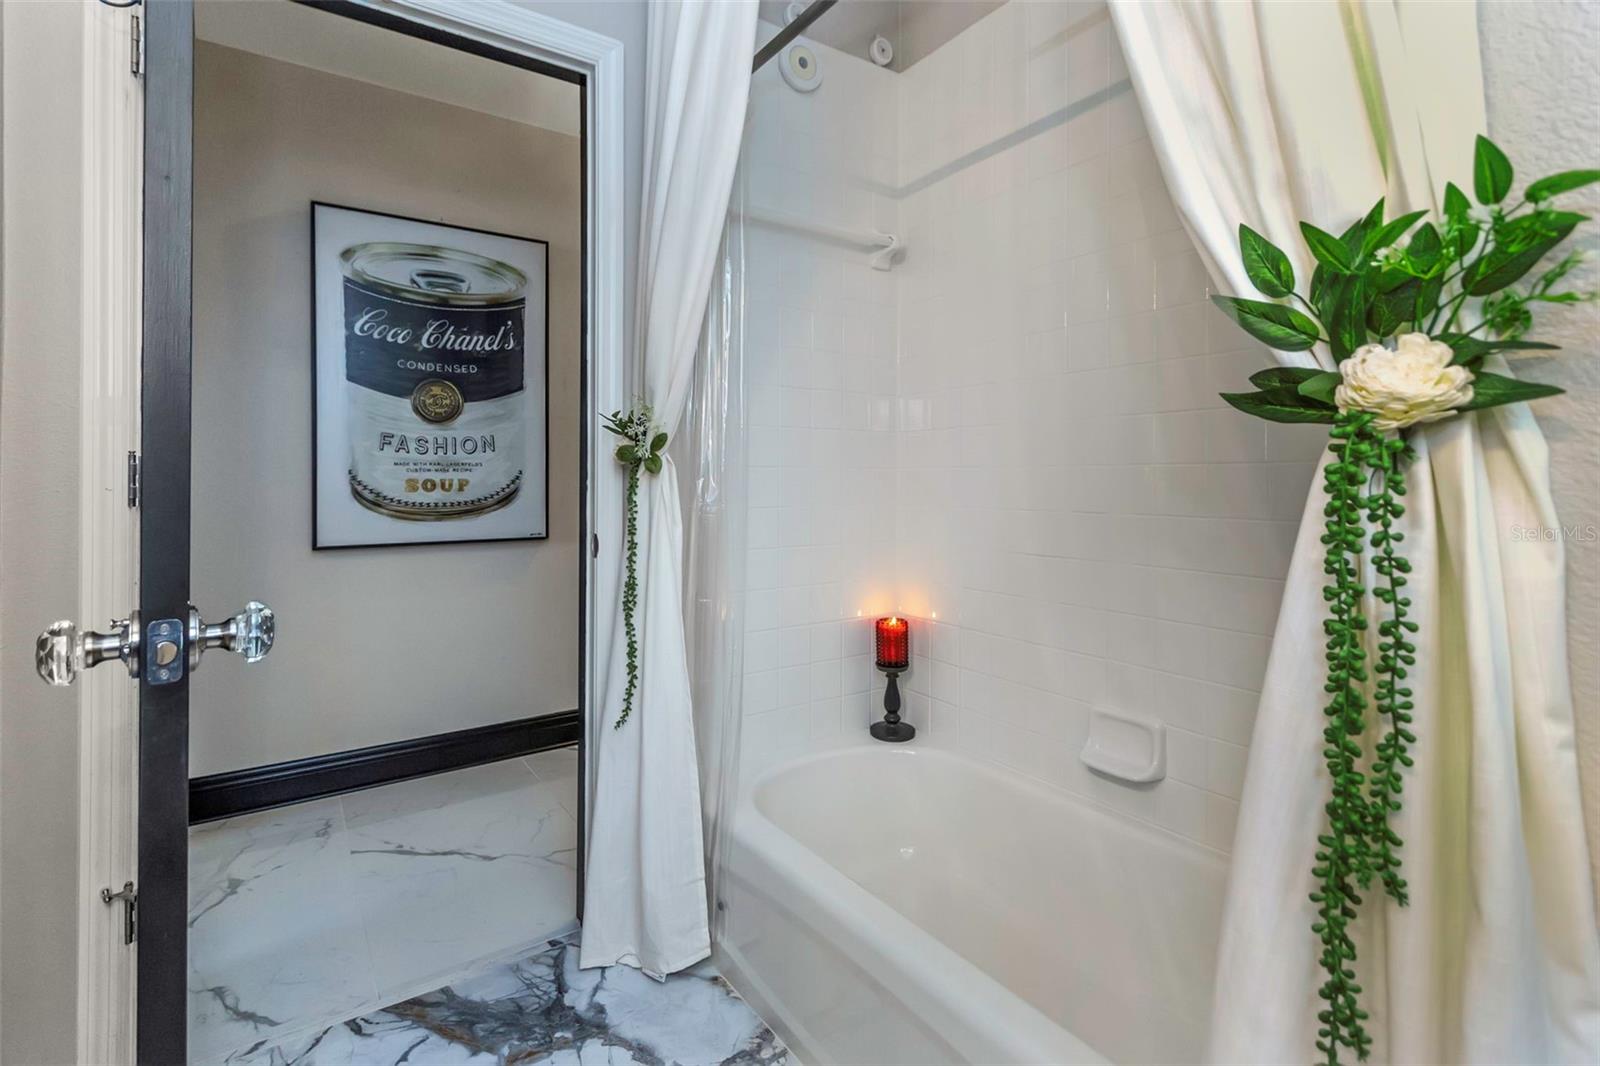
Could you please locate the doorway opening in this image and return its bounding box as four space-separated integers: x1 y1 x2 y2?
174 1 597 1058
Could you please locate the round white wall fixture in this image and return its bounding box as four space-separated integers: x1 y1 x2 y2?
784 1 806 24
869 35 894 67
780 42 823 93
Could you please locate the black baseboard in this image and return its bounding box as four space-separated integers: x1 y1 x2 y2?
189 710 581 824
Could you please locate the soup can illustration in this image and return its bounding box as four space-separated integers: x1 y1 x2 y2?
340 242 527 520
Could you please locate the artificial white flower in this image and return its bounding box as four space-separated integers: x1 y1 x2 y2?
1335 332 1475 431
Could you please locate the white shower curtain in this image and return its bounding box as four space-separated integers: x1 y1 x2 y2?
580 0 759 978
1109 1 1600 1062
682 190 749 946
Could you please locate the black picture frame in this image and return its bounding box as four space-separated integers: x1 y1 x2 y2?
310 200 552 550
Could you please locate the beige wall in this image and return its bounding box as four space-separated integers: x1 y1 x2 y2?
190 41 583 774
1479 0 1600 905
0 4 84 1063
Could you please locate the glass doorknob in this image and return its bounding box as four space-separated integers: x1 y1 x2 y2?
35 602 272 686
234 601 275 662
36 621 84 686
35 616 141 686
189 601 275 667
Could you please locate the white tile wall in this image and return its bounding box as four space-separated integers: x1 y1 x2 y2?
739 29 903 774
738 4 1322 854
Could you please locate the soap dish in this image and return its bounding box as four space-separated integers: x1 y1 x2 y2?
1080 708 1166 783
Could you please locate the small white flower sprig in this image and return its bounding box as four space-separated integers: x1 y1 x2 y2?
1213 136 1596 1066
602 404 667 729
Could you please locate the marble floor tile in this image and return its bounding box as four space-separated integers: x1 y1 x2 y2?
342 760 579 1003
189 750 579 1064
523 747 580 819
188 798 377 1064
225 934 788 1066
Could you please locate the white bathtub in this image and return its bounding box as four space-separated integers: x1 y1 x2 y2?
715 741 1227 1065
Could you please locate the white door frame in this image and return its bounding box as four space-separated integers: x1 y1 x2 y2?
77 4 144 1062
77 1 626 1056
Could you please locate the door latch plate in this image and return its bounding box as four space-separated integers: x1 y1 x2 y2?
143 617 184 685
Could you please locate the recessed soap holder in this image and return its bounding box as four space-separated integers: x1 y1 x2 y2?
1080 708 1166 784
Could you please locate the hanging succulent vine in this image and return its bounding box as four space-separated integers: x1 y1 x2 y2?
1312 412 1378 1062
1212 139 1595 1064
603 405 667 729
1310 412 1422 1060
1364 429 1417 909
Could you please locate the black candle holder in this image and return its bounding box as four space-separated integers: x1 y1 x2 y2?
870 667 915 742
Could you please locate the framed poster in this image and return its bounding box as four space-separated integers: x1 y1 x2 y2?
311 202 549 548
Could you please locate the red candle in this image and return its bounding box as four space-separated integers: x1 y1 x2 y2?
875 616 909 671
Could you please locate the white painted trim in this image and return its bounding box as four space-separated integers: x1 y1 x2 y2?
76 3 142 1062
353 0 629 852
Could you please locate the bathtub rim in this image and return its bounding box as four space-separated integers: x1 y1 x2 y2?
745 735 1230 876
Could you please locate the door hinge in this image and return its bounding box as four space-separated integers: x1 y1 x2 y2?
127 451 140 509
592 533 599 558
101 881 137 945
130 14 142 77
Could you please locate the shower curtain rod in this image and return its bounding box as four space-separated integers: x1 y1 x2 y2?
752 0 838 71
